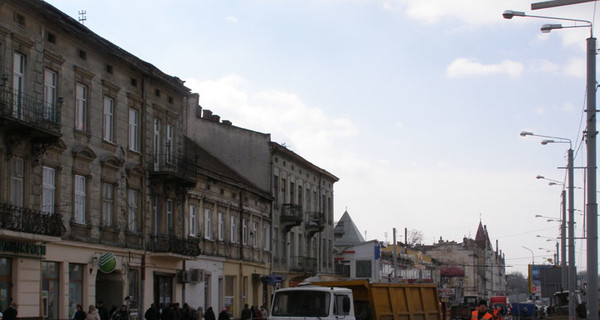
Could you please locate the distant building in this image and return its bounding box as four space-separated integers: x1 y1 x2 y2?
422 221 507 303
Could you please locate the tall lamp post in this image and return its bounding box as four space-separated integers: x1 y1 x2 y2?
522 246 535 265
521 132 575 318
505 8 596 320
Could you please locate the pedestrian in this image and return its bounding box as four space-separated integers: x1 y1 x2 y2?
218 308 229 320
197 307 204 320
113 305 129 320
87 305 101 320
162 304 175 320
3 303 16 320
260 306 267 319
145 303 160 320
241 304 251 320
74 304 87 320
204 307 216 320
471 300 493 320
97 301 110 320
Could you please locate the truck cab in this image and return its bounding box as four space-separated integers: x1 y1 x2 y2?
270 286 355 320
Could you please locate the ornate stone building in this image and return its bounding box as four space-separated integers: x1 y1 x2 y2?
0 0 273 319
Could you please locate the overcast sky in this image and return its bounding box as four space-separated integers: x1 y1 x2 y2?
45 0 599 276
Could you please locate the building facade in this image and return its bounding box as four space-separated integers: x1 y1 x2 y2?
0 0 276 319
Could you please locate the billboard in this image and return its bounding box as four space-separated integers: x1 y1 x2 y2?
528 264 554 294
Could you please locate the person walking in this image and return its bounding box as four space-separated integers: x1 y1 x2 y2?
471 300 493 320
87 305 101 320
3 303 16 320
74 304 87 320
218 308 229 320
204 307 216 320
241 304 251 320
97 302 110 320
144 303 160 320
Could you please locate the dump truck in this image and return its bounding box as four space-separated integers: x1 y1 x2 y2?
269 279 442 320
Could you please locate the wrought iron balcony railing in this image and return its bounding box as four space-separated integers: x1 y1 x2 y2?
290 255 317 273
148 234 201 257
149 153 197 187
0 87 61 135
0 202 65 237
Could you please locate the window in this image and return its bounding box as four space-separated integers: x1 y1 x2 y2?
166 124 173 164
252 222 258 248
10 157 24 206
129 108 139 151
298 186 303 207
42 166 55 214
273 175 279 204
75 83 87 131
42 262 59 319
218 212 224 241
242 219 248 245
281 178 287 202
102 182 113 226
74 175 86 224
204 208 212 240
13 53 25 119
153 118 160 170
230 216 237 243
166 199 173 234
153 196 161 235
263 225 270 250
68 264 83 318
290 182 295 204
128 189 138 232
43 69 57 121
103 97 114 142
190 205 198 237
356 260 372 278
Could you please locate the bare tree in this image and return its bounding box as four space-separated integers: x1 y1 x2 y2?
407 229 424 248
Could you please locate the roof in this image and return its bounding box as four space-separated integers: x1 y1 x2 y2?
269 142 339 182
474 221 492 249
334 210 365 247
17 0 190 94
184 137 271 199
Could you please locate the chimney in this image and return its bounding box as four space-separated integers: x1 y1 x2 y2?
222 120 232 126
203 109 213 119
195 105 203 118
210 114 220 123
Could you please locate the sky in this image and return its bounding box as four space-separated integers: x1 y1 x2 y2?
44 0 599 276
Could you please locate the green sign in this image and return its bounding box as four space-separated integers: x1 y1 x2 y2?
0 240 45 256
98 252 117 273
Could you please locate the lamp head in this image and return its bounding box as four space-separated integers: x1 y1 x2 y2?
503 10 525 19
520 131 533 137
541 24 563 33
541 139 554 145
536 175 545 179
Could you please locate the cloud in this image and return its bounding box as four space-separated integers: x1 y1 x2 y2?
226 16 238 23
379 0 526 26
563 57 585 79
184 75 359 166
446 58 524 78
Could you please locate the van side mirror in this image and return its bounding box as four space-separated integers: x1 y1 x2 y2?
343 296 351 314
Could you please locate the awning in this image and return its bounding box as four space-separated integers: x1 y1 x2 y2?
261 275 283 286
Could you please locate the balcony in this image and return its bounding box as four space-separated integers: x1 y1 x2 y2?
305 212 324 238
0 202 65 237
0 87 61 146
290 256 317 274
149 154 197 189
280 203 302 233
148 234 201 257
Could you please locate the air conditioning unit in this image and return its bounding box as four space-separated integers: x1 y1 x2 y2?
190 269 204 282
176 270 190 283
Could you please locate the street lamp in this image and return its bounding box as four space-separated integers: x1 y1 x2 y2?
522 246 535 265
521 131 575 317
508 5 596 316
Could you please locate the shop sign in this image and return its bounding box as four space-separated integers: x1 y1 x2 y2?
98 252 117 273
0 240 45 256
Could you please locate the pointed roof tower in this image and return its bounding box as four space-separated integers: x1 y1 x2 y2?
474 220 491 249
334 210 365 247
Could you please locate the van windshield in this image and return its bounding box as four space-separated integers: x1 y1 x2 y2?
272 290 331 317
